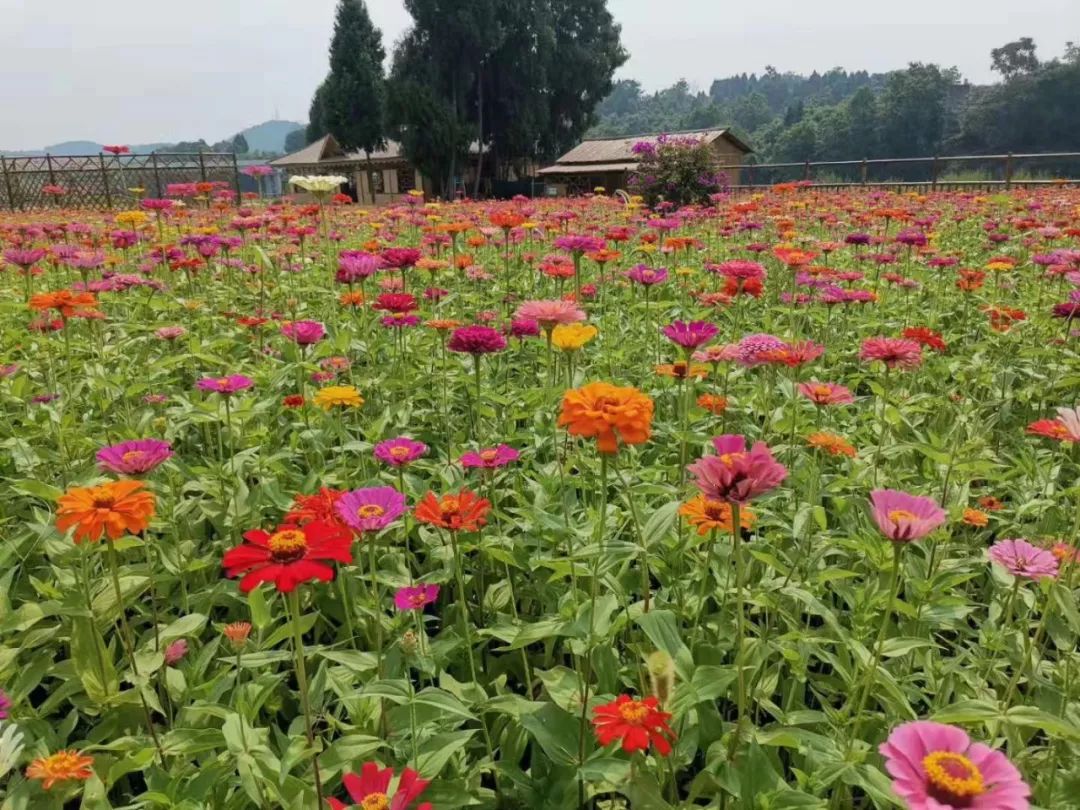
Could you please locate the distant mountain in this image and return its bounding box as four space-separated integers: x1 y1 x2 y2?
1 120 303 157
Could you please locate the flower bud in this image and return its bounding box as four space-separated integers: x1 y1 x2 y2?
647 650 676 706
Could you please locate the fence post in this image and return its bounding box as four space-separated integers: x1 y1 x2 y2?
803 159 811 181
45 154 56 186
198 152 208 182
931 156 940 190
232 152 242 205
99 154 113 209
151 154 163 197
861 158 868 185
747 163 754 188
1 156 14 212
1004 152 1014 190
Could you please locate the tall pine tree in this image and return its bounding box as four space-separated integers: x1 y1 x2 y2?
320 0 386 158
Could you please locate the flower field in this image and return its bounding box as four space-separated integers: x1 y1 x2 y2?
3 185 1080 809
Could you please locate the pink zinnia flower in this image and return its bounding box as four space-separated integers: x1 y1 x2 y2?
197 375 253 395
988 539 1058 581
336 487 407 533
0 688 10 720
514 300 585 330
394 583 440 611
869 489 947 542
96 438 173 475
709 259 766 280
860 337 923 369
692 344 740 364
663 320 720 352
686 435 788 504
461 444 520 469
554 234 605 254
625 264 669 286
155 326 186 341
797 381 854 405
735 333 789 367
880 721 1030 810
380 247 423 268
374 437 428 468
447 325 507 355
164 639 188 665
281 320 326 345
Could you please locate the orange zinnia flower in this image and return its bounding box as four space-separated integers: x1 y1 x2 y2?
26 750 95 789
56 480 155 543
961 508 989 527
806 432 856 458
414 489 490 532
29 290 98 318
558 382 654 454
679 494 755 536
339 291 365 307
697 393 728 414
655 362 709 380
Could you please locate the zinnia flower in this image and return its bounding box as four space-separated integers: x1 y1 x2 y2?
56 480 155 543
336 487 407 534
880 721 1030 810
869 489 947 542
0 688 10 720
394 583 440 612
280 320 326 345
327 763 432 810
903 326 947 353
374 437 428 467
313 385 364 410
679 494 755 535
697 393 728 414
25 750 95 790
514 300 585 330
860 337 924 369
961 508 989 527
447 325 507 355
1026 406 1080 443
222 521 353 593
558 382 654 454
460 444 520 469
164 639 188 665
551 323 598 351
197 375 253 395
806 432 856 458
223 621 252 649
414 489 490 532
626 264 669 286
96 438 173 475
284 488 347 528
988 538 1058 581
797 381 854 405
663 320 719 352
686 435 787 503
592 694 675 755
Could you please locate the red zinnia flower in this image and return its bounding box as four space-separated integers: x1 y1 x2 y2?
902 326 947 353
327 762 432 810
222 521 353 592
592 694 675 755
284 488 349 529
414 490 490 532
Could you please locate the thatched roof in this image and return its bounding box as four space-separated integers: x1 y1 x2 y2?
269 134 408 168
538 128 752 176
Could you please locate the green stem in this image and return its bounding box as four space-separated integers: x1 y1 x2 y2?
286 589 324 806
727 502 747 760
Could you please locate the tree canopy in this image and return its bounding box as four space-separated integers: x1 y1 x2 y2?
320 0 386 157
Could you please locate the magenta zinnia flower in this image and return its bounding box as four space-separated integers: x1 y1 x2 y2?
461 444 520 469
686 435 788 504
164 639 188 665
663 320 720 352
96 438 174 475
514 300 586 329
0 688 10 720
626 264 669 286
797 381 854 405
394 583 440 611
860 337 923 369
380 247 423 269
869 489 946 542
735 333 789 367
197 375 253 395
880 721 1030 810
448 325 507 355
554 234 605 254
374 437 428 468
281 320 326 345
336 487 407 533
988 538 1058 581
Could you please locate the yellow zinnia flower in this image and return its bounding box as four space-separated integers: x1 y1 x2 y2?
551 323 598 351
313 385 364 410
115 210 148 227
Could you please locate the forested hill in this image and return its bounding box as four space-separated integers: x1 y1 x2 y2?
588 39 1080 163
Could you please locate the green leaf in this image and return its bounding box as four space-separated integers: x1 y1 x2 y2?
635 609 693 678
520 702 583 767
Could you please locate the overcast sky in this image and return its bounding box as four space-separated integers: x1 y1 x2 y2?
1 0 1076 150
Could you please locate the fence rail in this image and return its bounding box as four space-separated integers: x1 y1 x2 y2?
717 151 1080 191
0 152 242 211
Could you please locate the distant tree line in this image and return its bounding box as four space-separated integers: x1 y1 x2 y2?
301 0 626 197
590 39 1080 167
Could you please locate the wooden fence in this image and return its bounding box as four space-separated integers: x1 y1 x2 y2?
0 152 242 211
715 151 1080 191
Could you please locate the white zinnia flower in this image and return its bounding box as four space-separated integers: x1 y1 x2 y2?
290 175 348 195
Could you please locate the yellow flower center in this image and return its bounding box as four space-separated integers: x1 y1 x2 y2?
439 497 461 518
480 449 499 462
718 452 746 467
360 794 390 810
922 751 984 802
357 504 385 518
888 509 917 526
811 385 833 398
618 701 650 724
121 450 147 464
389 446 411 459
217 377 231 387
268 529 307 563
